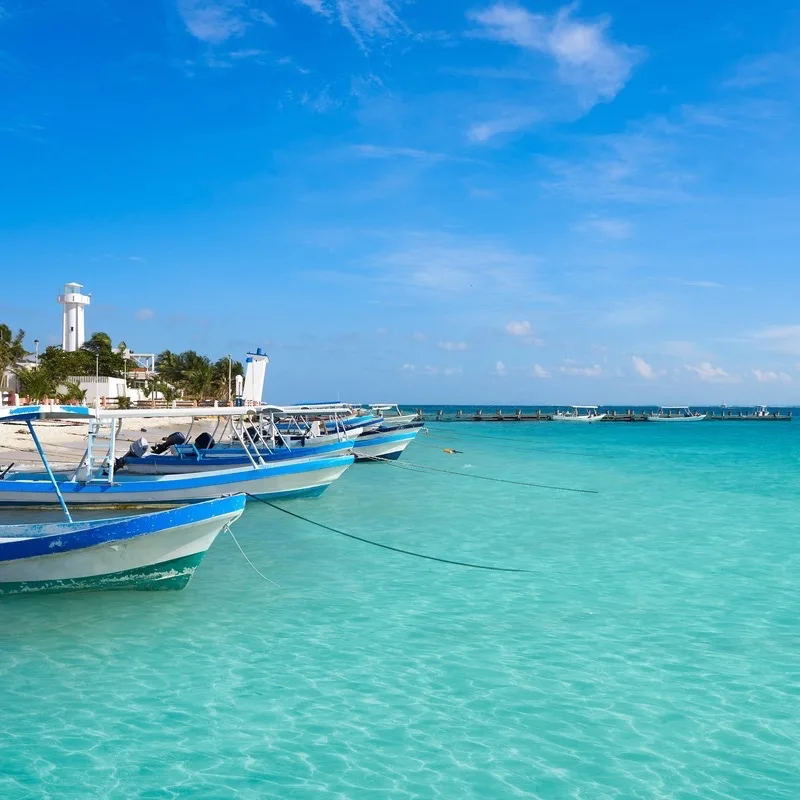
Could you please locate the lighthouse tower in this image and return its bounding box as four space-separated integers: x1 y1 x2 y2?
58 282 91 352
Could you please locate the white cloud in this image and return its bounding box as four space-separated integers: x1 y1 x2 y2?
467 111 541 143
299 0 403 49
136 308 155 321
444 367 463 376
422 365 439 376
752 369 791 383
542 124 692 205
350 145 446 161
494 360 507 376
751 325 800 355
685 362 736 383
178 1 247 43
378 235 541 299
468 3 641 110
296 0 326 11
631 355 656 379
505 320 531 336
560 364 603 377
402 363 415 372
531 363 551 378
438 341 467 351
577 216 632 240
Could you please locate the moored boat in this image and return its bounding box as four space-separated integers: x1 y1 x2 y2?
0 405 247 594
0 495 246 594
0 406 353 508
551 405 606 423
353 422 423 461
366 404 420 429
646 406 707 422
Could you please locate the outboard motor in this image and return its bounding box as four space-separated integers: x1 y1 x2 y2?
151 431 186 455
114 437 149 472
195 432 215 450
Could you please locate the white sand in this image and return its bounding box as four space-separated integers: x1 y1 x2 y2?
0 416 222 470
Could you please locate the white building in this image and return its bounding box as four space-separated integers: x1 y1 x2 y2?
57 282 91 351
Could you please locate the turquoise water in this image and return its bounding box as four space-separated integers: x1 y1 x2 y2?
2 421 800 798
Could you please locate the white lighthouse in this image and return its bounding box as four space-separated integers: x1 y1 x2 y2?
58 282 91 352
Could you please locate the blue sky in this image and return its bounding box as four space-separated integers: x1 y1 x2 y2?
2 0 800 404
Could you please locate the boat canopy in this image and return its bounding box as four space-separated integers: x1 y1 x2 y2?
0 405 96 423
279 403 354 416
97 405 284 420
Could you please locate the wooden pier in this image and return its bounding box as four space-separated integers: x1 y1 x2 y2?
416 409 792 423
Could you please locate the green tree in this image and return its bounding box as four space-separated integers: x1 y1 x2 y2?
155 350 183 387
212 357 243 401
15 367 56 402
82 331 125 377
0 324 28 388
185 357 213 401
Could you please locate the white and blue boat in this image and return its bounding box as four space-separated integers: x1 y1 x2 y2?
123 438 355 475
111 406 357 475
279 403 422 461
0 406 353 508
0 495 246 594
353 422 423 462
0 406 246 594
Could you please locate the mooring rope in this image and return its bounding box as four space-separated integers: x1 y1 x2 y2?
225 523 280 587
360 454 598 495
422 427 610 458
245 494 529 573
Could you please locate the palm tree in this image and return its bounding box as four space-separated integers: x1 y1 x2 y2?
61 381 87 404
15 367 56 403
185 360 214 401
0 324 27 389
156 350 183 387
211 357 243 401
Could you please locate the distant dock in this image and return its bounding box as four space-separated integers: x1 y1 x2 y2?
416 409 792 423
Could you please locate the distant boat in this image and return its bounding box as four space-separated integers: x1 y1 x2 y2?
366 404 420 429
551 405 606 423
646 406 707 422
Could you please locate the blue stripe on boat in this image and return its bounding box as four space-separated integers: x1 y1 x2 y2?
0 494 246 562
1 454 355 495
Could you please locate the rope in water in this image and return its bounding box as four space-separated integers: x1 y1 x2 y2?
360 454 599 495
225 523 281 587
245 494 529 573
422 427 611 458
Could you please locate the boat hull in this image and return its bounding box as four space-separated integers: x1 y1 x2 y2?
646 415 707 422
0 455 354 508
353 425 421 461
125 440 354 475
551 414 607 423
0 495 246 594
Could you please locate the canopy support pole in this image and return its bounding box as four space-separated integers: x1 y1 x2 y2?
26 420 72 523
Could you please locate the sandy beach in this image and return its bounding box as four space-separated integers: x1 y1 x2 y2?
0 416 221 470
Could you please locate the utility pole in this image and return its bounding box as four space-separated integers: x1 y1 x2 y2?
34 339 39 366
228 355 232 406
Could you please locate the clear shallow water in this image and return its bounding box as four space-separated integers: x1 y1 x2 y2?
2 421 800 798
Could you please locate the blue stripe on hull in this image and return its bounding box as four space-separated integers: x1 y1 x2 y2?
0 495 246 562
